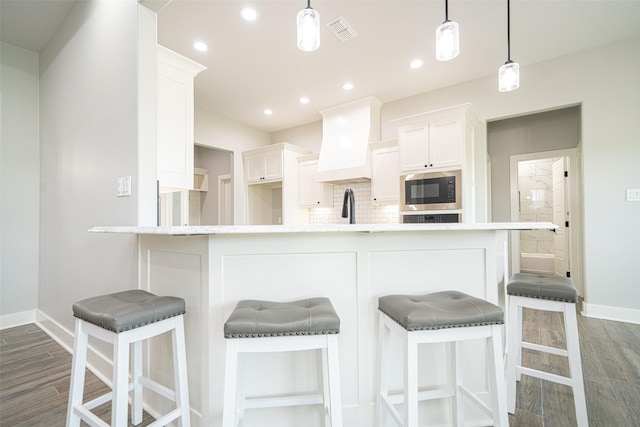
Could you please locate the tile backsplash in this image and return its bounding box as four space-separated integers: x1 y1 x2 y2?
309 182 399 224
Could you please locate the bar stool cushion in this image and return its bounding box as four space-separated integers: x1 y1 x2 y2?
378 290 503 331
224 297 340 338
507 273 578 303
72 290 186 333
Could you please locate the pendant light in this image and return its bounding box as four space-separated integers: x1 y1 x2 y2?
499 0 519 91
435 0 459 61
297 0 320 52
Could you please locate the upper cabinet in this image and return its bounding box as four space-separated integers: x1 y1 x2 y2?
370 140 399 205
242 143 311 225
298 154 334 208
157 45 206 190
397 109 464 173
245 148 284 183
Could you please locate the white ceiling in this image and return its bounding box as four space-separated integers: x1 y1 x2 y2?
3 0 640 133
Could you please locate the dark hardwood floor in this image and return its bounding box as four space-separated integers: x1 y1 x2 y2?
0 323 154 427
1 309 639 426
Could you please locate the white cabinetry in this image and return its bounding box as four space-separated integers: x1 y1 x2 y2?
298 154 334 207
370 140 399 205
397 110 463 173
394 104 487 222
243 143 310 225
245 149 283 183
157 45 206 190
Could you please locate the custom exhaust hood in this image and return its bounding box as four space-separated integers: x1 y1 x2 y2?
316 97 382 183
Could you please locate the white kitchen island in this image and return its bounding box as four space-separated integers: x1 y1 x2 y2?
90 222 556 427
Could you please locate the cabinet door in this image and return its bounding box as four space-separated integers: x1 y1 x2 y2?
299 160 333 207
157 70 193 189
263 150 283 181
429 117 463 169
245 154 266 182
398 123 430 172
371 147 399 204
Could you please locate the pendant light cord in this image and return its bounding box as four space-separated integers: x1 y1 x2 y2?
507 0 511 61
307 0 311 9
445 0 449 22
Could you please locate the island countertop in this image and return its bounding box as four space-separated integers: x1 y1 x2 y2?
89 221 556 235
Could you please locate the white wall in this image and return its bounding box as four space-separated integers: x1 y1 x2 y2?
37 0 141 341
0 43 40 327
274 36 640 320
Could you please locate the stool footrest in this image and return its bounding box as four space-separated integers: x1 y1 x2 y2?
459 387 492 418
522 341 568 357
72 404 110 427
148 408 181 427
244 393 324 409
385 386 455 405
517 365 574 387
139 376 176 401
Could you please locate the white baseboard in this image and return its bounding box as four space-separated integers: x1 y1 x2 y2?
35 310 114 387
0 310 37 329
582 302 640 325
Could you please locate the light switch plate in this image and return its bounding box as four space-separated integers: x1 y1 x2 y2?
117 176 132 197
627 188 640 202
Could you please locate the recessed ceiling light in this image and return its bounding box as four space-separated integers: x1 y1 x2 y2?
264 109 273 115
342 82 354 90
299 97 310 104
409 59 424 69
241 8 257 21
193 41 208 52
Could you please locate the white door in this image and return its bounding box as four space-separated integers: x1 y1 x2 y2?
552 158 570 277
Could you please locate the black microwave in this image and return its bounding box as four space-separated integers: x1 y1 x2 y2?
400 170 461 211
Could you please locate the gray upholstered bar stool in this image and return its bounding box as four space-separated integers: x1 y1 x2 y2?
507 273 588 426
377 291 508 427
66 290 190 427
222 297 342 427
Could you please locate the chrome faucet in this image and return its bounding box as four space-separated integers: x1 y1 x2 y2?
342 188 355 224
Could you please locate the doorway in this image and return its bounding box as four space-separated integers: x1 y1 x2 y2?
509 149 583 294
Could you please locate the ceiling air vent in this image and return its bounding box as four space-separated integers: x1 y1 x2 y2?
325 16 358 42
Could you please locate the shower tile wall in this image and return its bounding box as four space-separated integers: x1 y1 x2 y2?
309 182 400 224
519 159 555 255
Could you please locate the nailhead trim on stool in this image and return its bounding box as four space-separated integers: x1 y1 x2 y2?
377 291 508 427
222 297 343 427
507 273 588 426
66 290 191 427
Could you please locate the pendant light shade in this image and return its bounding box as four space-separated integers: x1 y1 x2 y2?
436 0 459 61
499 0 519 91
297 0 320 52
499 61 519 92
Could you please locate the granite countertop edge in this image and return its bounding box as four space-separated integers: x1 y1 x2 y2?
89 222 557 236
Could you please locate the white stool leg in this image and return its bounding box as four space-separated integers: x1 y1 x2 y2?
451 341 464 427
377 313 390 427
223 339 240 427
131 340 143 425
403 333 419 427
507 296 519 414
488 325 508 427
564 303 588 427
326 334 343 427
112 333 130 427
322 345 331 426
67 319 88 427
172 316 191 427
